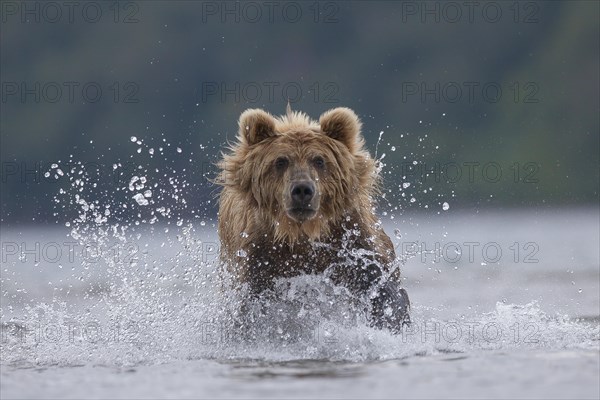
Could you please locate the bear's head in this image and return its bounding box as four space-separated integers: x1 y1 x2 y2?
219 107 378 242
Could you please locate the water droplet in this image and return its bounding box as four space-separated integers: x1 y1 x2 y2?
442 202 450 211
129 176 140 191
132 193 149 206
130 136 137 142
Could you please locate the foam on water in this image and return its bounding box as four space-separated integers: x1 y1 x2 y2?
1 139 598 369
2 274 598 368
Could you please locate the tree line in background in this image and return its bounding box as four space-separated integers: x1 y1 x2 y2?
1 1 598 224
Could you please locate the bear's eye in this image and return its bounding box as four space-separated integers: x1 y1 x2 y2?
313 156 325 169
274 157 289 170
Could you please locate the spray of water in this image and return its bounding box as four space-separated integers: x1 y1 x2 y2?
1 132 597 368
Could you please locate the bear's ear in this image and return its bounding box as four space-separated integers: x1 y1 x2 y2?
238 109 277 146
319 107 362 152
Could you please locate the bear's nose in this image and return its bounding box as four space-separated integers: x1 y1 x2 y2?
290 181 315 206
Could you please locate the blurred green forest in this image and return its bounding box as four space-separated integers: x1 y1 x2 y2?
1 1 598 224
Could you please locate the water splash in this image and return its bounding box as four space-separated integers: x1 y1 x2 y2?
1 139 597 369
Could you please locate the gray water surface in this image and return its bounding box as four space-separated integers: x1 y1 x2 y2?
1 208 599 399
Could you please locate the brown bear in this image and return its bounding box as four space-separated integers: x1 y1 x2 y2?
216 106 410 332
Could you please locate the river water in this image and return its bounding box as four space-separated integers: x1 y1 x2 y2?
1 208 598 399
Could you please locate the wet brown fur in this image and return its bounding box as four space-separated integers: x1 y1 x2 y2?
216 107 396 294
